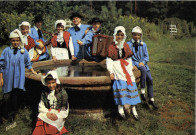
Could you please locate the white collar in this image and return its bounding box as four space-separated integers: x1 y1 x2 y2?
75 23 81 28
34 26 38 31
132 39 140 43
132 39 143 45
92 28 99 33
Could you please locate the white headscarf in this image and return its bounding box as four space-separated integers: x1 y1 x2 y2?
55 20 66 30
19 21 31 34
113 26 127 48
113 26 127 58
41 70 60 86
9 29 25 53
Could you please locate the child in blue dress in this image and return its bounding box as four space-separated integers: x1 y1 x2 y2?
0 29 37 122
106 26 141 120
127 26 158 109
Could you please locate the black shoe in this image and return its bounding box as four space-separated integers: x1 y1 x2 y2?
141 94 147 101
148 100 158 110
118 113 127 120
132 113 139 121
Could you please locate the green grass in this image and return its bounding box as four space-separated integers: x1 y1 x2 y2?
0 36 195 135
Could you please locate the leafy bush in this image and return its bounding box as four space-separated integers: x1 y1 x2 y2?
0 12 34 46
159 17 194 39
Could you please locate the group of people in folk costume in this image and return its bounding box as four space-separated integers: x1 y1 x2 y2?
0 12 158 134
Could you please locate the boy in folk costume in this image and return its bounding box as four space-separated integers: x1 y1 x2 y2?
0 29 37 122
30 15 50 61
19 21 36 61
51 19 76 61
127 26 158 109
77 17 104 62
106 26 141 120
32 71 69 135
68 12 90 59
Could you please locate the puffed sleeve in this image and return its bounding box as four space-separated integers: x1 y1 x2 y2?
106 57 114 74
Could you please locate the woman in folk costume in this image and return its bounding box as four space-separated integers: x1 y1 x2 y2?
32 70 69 135
106 26 141 120
0 29 37 122
51 19 76 61
19 21 36 61
50 20 76 76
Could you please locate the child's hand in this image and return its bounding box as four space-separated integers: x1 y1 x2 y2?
139 62 144 66
0 78 3 87
72 55 77 61
110 73 115 80
52 56 57 62
50 113 58 121
46 112 58 121
30 68 37 74
77 40 83 46
132 66 138 71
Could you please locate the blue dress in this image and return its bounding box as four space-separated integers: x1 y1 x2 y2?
106 45 141 106
30 26 50 61
68 24 90 59
0 47 32 93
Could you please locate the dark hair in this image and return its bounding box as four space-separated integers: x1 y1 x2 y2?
57 23 63 27
117 30 122 34
45 74 61 92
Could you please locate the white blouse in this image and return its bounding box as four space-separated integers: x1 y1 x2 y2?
38 90 69 131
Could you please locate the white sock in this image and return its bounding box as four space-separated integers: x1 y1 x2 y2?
150 98 154 102
141 88 145 94
118 105 125 116
131 106 138 116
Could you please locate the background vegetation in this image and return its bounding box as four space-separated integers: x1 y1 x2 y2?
0 1 195 135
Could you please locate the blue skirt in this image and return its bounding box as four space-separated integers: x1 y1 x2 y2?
113 80 141 105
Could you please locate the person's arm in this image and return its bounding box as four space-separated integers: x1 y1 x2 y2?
0 73 3 87
50 46 57 62
141 43 149 65
56 105 69 119
80 31 93 45
69 36 77 60
106 57 115 80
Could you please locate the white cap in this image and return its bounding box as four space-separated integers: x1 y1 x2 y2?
113 26 127 45
19 21 31 34
41 70 60 86
132 26 142 35
55 20 66 29
9 29 25 49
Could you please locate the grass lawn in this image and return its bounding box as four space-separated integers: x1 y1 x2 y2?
0 36 195 135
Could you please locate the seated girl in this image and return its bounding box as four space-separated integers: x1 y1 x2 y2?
32 70 69 135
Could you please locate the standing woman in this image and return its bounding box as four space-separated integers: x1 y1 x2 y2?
106 26 141 120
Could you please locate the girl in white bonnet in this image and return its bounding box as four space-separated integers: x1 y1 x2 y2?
19 21 36 61
106 26 141 120
32 70 69 135
0 29 37 122
50 19 76 61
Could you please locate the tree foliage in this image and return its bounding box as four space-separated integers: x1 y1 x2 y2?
0 1 195 45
